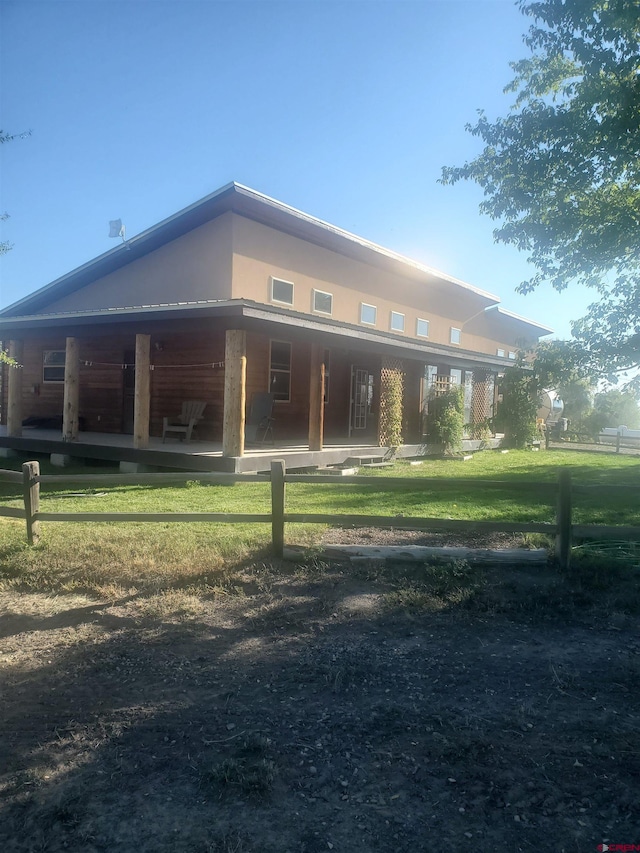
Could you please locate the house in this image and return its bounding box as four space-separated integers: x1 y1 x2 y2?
0 182 551 467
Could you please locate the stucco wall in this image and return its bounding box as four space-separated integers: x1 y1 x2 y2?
44 213 234 313
229 215 527 356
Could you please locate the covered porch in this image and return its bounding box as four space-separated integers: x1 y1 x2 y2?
0 301 508 466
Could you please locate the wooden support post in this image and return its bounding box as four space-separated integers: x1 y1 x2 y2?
22 460 40 544
62 337 80 441
271 459 286 558
555 468 572 571
308 344 325 451
6 340 23 437
134 334 151 449
222 330 246 457
616 431 621 454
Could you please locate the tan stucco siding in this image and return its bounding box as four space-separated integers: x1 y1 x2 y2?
44 214 234 313
229 215 530 356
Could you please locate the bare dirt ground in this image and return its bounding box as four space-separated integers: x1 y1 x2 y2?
1 545 639 853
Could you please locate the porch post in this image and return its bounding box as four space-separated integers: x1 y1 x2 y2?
308 344 325 451
62 337 80 441
6 340 23 437
134 334 151 449
222 329 246 457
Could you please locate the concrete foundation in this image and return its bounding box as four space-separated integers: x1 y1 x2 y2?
50 454 74 468
0 448 20 459
119 461 159 474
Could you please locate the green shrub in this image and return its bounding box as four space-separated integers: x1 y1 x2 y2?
495 368 537 448
425 385 464 455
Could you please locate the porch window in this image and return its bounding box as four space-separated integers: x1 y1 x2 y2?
390 311 405 333
360 303 377 325
43 350 66 383
416 318 430 338
270 340 292 402
450 327 461 345
270 277 294 306
312 289 333 315
323 348 331 404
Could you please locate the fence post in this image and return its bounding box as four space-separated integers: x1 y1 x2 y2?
555 468 572 571
616 430 621 454
22 460 40 545
271 459 286 558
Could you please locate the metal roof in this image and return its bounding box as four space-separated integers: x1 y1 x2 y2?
1 182 504 318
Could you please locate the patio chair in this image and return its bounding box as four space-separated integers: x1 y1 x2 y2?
245 392 275 445
162 400 206 443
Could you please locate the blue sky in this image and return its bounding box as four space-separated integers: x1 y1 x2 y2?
1 0 595 337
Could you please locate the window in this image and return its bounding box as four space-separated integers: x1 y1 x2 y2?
390 311 405 332
270 277 294 306
312 289 333 315
508 351 517 360
416 318 430 338
269 340 292 402
450 327 461 345
43 350 65 382
360 303 377 325
496 348 505 358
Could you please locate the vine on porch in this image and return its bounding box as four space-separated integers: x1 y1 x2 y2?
378 358 405 448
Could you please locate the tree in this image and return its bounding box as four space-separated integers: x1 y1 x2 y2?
441 0 640 388
592 387 640 428
1 129 31 257
495 366 538 448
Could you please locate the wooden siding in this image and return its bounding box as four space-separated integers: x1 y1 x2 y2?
149 330 225 440
245 332 311 441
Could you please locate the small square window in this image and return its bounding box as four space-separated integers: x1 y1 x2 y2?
416 318 430 338
43 350 66 382
497 348 505 357
508 351 517 360
270 277 294 306
390 311 405 333
312 289 333 315
450 327 461 345
360 303 377 325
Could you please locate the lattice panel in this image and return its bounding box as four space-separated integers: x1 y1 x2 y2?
378 357 405 447
470 368 495 427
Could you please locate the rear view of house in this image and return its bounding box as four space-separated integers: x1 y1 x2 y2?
0 182 551 468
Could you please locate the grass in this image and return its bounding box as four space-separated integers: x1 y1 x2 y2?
0 449 638 602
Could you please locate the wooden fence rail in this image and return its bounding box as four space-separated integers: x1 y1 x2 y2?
1 460 639 571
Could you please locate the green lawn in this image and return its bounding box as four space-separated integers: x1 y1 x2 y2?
0 448 638 598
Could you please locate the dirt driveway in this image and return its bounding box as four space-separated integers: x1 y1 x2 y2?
1 555 639 853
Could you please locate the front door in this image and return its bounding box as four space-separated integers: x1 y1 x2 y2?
349 366 376 438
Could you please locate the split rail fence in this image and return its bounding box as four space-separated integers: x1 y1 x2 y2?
1 461 639 570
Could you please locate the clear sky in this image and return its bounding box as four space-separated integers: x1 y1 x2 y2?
0 0 596 338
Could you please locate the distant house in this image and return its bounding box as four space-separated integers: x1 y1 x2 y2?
0 182 551 459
